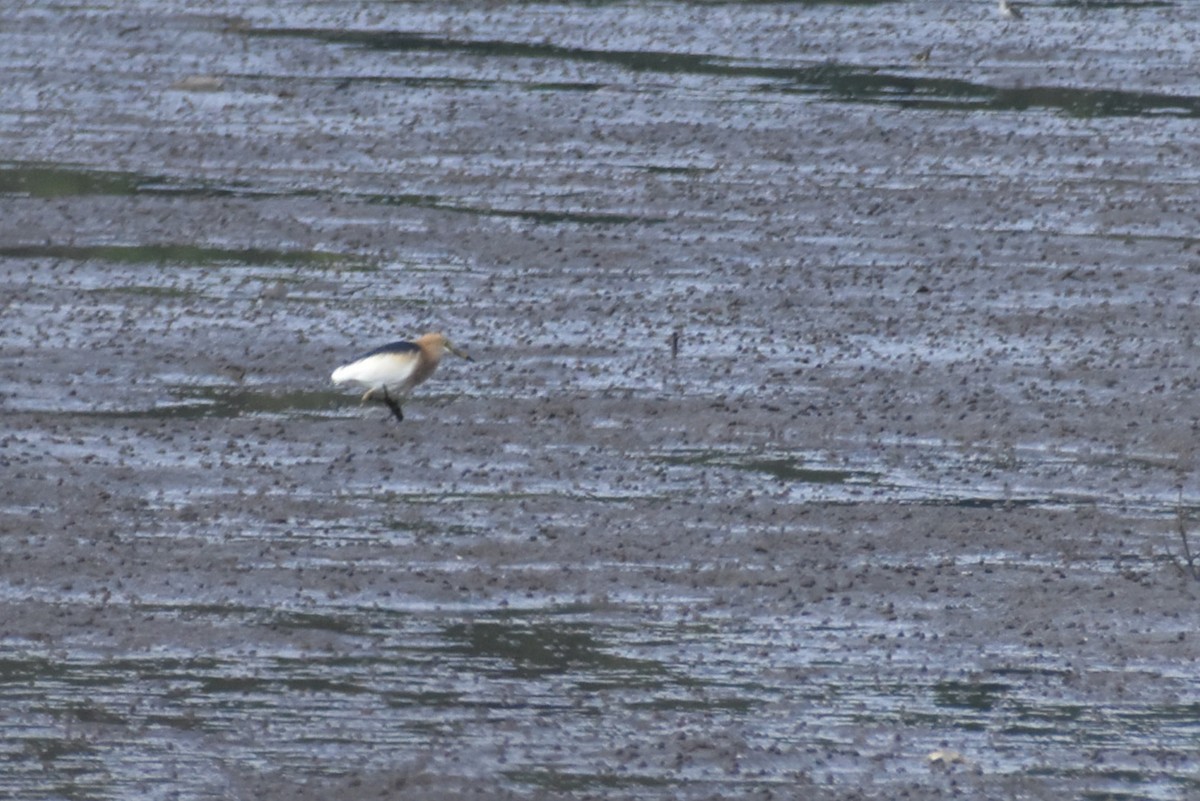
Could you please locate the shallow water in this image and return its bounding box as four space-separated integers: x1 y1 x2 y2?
3 2 1200 800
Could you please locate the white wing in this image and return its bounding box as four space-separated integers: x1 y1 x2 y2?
331 351 420 392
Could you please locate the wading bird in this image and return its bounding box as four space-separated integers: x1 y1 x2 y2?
331 332 472 422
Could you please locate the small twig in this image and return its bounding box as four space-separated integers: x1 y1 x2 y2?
1174 500 1200 581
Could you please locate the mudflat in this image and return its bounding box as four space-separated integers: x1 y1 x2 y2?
2 2 1199 799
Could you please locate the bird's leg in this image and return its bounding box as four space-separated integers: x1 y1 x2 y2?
381 387 404 422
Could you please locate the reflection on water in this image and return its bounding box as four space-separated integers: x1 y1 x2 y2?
0 164 148 198
443 617 667 680
780 66 1200 118
0 163 268 200
0 161 660 225
253 27 1200 119
365 191 663 225
659 448 873 485
0 242 361 268
933 679 1012 713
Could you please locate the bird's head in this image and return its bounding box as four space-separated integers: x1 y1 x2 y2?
419 332 473 362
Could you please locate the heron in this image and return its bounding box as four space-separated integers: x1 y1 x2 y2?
332 332 472 422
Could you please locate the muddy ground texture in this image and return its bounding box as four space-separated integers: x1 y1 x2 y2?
2 2 1200 800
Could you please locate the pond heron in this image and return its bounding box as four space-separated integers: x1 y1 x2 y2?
332 332 472 422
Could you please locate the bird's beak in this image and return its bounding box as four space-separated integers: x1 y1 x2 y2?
447 343 473 362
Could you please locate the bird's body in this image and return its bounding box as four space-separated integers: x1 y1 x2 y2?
331 332 470 422
332 340 429 397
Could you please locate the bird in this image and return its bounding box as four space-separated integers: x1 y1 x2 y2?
331 332 472 422
998 0 1024 19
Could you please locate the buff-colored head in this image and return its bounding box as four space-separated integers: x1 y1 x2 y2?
416 332 472 363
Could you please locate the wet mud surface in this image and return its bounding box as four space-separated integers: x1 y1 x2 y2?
3 2 1200 799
